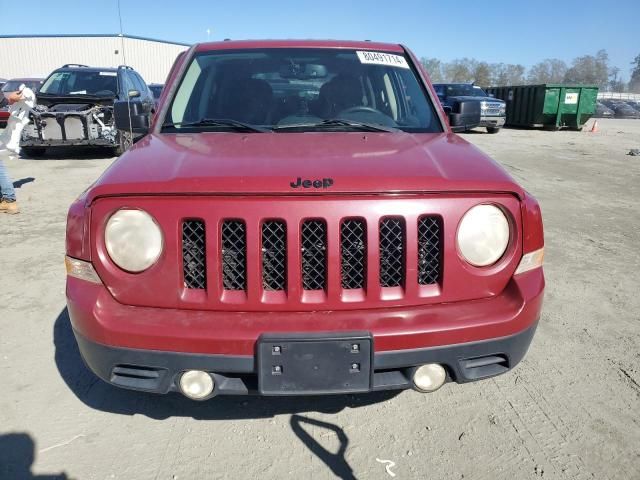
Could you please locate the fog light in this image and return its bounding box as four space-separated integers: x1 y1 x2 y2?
179 370 214 400
412 364 447 393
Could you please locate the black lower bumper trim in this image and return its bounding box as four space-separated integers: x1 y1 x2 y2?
73 322 537 396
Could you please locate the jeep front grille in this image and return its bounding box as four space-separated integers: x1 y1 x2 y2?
262 220 287 291
418 216 441 285
301 220 327 291
379 218 405 288
221 220 246 291
182 220 206 289
341 219 366 289
180 214 442 300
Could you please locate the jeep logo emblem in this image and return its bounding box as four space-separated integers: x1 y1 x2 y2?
290 177 334 189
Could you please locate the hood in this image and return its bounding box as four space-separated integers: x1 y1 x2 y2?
88 131 524 201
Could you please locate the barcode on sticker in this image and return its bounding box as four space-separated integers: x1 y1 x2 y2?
356 51 410 69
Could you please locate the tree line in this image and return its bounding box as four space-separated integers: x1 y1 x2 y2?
421 50 640 93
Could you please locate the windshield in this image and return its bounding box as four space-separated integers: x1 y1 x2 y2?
436 84 487 97
149 85 163 99
1 80 42 92
39 70 118 97
164 48 442 133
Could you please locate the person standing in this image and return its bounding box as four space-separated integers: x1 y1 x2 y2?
0 83 36 214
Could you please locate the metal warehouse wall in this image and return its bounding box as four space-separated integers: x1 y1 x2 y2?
0 35 189 84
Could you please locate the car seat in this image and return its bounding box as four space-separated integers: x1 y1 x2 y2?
217 78 273 124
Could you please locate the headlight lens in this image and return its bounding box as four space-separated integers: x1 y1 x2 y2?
457 204 510 267
105 209 163 272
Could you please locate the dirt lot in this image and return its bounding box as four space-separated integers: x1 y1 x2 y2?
1 119 639 480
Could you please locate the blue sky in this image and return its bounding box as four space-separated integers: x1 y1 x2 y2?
2 0 638 79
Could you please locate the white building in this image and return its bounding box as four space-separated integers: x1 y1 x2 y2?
0 34 190 84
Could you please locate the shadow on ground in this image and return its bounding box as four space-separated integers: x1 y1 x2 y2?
290 415 356 480
53 308 400 421
21 147 115 160
13 177 35 188
0 433 69 480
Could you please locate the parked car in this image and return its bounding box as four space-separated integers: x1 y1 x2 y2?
624 101 640 112
611 103 640 119
148 83 164 104
0 77 43 127
594 102 614 118
20 64 155 156
66 40 545 400
433 83 506 133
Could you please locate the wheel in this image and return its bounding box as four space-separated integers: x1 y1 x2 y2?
113 130 133 156
20 147 46 157
486 127 501 134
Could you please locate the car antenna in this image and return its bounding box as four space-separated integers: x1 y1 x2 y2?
117 0 133 147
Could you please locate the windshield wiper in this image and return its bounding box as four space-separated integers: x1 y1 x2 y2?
163 118 269 133
273 118 398 133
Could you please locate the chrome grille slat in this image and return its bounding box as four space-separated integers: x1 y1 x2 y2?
182 220 206 289
418 216 441 285
221 220 246 290
341 219 366 289
262 221 287 291
301 220 327 290
379 218 404 288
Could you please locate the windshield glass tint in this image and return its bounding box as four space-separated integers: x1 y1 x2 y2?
165 48 442 132
440 85 486 97
150 86 163 99
40 71 118 96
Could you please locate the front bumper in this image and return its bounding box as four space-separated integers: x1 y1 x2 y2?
67 268 544 396
74 321 538 395
479 115 506 128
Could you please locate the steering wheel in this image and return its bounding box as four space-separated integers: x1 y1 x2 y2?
339 106 385 116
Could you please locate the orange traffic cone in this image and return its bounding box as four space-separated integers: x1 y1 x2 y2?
590 120 599 133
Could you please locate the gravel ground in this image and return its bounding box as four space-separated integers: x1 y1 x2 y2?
1 119 639 480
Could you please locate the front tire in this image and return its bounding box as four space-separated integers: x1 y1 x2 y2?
486 127 501 134
113 131 133 156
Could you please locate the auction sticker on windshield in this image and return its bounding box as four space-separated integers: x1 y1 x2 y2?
356 51 410 69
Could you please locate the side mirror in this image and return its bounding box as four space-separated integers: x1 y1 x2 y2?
447 100 481 133
128 89 141 98
114 99 149 134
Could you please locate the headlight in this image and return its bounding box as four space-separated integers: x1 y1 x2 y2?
457 204 510 267
105 209 163 272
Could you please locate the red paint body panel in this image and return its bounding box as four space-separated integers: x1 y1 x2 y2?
87 132 523 200
194 39 405 54
68 268 543 355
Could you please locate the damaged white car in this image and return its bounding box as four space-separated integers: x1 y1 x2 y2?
21 64 155 157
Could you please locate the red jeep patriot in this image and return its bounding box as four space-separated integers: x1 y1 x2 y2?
65 40 544 400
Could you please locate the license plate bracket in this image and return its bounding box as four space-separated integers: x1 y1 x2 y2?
257 333 373 395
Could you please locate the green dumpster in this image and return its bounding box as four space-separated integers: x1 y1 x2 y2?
485 84 598 130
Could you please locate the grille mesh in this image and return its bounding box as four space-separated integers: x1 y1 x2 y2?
182 220 206 289
379 218 404 287
341 219 366 289
301 220 327 290
418 216 441 285
221 220 246 290
262 221 287 291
